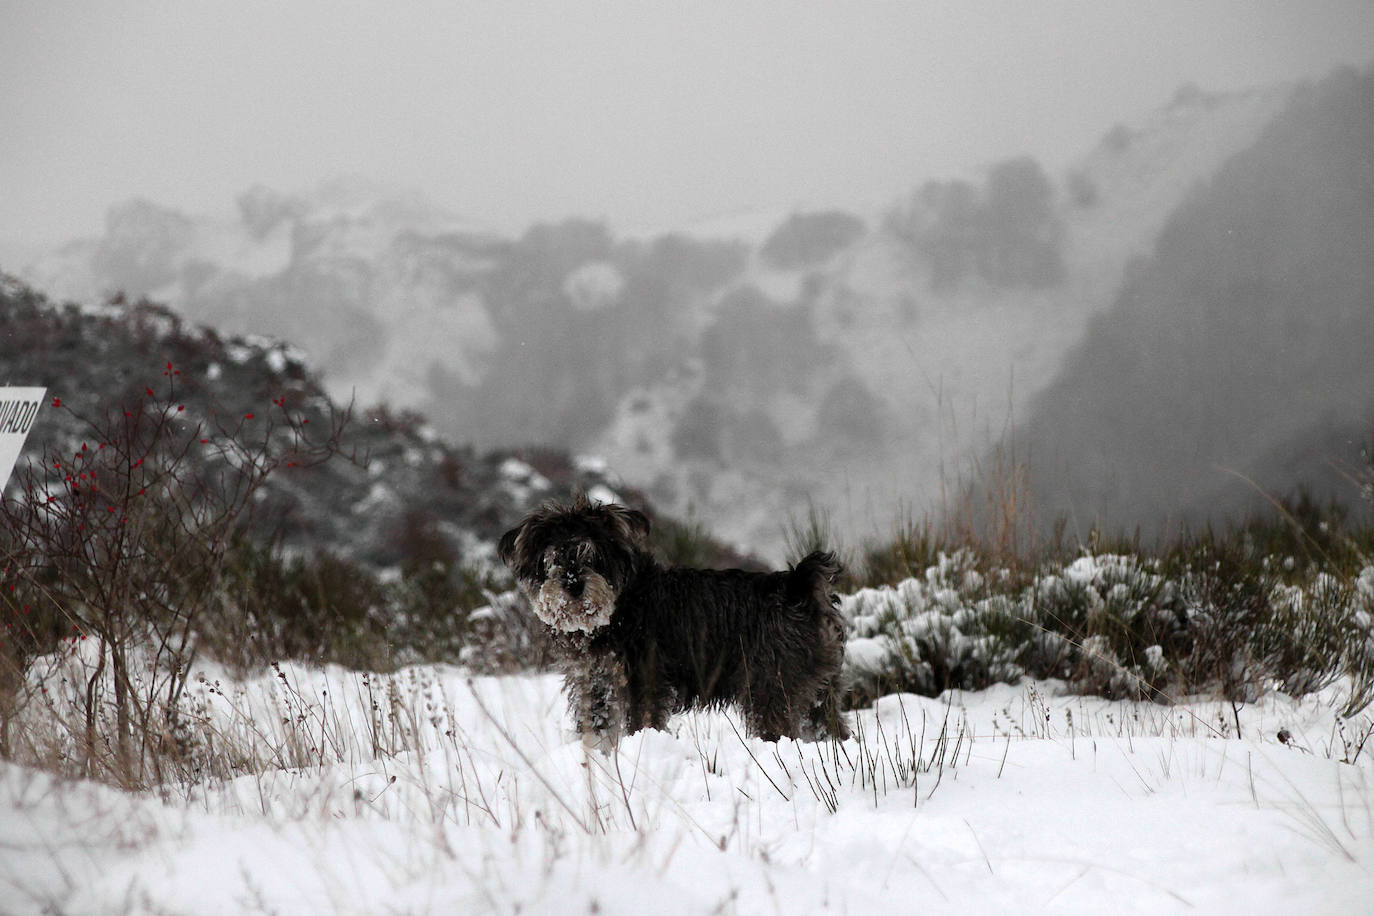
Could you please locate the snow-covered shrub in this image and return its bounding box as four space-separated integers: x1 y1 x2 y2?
1261 565 1374 716
1026 554 1185 699
839 549 1374 711
460 589 558 675
1262 572 1352 696
1344 567 1374 715
840 551 1029 704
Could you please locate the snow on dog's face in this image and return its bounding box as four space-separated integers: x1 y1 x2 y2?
498 499 650 634
532 543 618 632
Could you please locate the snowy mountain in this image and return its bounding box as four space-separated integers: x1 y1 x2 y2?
12 81 1300 558
593 81 1297 554
1014 66 1374 538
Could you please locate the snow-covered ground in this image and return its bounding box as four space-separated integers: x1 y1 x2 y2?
3 661 1371 914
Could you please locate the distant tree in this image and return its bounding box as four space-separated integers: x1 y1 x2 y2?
729 408 785 463
816 376 887 446
236 186 306 240
1067 169 1099 208
759 211 866 270
92 200 193 294
1103 123 1134 154
496 219 615 314
981 156 1064 288
700 286 831 399
621 233 748 315
986 158 1054 235
519 219 614 268
672 397 724 462
918 179 982 291
888 157 1064 291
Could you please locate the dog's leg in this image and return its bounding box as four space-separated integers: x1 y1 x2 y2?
808 587 852 740
811 619 852 740
623 645 677 734
565 643 628 747
804 684 851 741
745 664 803 741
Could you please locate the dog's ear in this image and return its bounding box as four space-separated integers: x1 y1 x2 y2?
604 505 651 547
497 523 524 566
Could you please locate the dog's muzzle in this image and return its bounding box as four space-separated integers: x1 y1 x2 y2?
530 569 616 633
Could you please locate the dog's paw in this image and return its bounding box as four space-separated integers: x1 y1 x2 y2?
576 727 621 756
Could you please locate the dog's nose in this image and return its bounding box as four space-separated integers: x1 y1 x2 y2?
566 577 585 598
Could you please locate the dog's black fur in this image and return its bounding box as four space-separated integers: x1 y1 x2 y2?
499 497 850 744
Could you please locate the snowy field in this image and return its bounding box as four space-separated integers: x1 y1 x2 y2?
2 660 1372 914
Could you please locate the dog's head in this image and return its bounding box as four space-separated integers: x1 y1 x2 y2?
498 498 651 633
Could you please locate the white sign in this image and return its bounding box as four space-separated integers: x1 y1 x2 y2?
0 387 47 492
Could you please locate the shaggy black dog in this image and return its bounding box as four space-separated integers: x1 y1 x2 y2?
498 498 850 745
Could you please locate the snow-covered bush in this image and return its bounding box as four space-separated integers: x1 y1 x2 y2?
840 551 1029 704
1027 554 1185 699
840 548 1374 713
1346 568 1374 715
460 588 558 675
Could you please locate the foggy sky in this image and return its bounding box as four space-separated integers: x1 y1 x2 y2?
3 1 1373 256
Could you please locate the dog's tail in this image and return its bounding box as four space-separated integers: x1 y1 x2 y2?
787 550 842 608
790 551 852 740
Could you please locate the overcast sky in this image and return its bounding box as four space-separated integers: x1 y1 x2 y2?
3 1 1372 254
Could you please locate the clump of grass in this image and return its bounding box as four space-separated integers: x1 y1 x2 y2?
782 501 845 565
206 536 507 674
650 511 763 571
853 513 951 592
736 697 976 815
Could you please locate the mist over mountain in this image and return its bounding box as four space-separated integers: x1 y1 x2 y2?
1014 66 1374 539
12 79 1312 557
